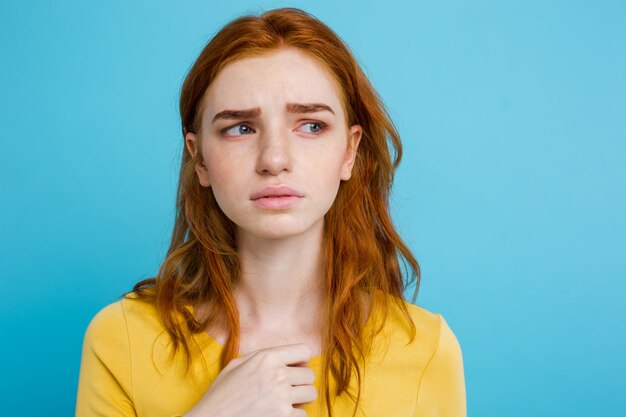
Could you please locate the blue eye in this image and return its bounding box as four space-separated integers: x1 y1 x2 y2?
223 124 255 137
297 122 326 134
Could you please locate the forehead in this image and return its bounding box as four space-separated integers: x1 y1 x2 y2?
203 48 346 118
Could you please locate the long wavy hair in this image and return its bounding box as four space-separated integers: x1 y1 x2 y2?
128 7 419 417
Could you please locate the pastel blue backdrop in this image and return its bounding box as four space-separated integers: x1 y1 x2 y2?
1 1 624 416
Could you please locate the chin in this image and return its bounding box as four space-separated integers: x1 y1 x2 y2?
236 218 323 241
252 225 310 240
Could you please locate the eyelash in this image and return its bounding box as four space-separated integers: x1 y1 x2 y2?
220 121 328 137
221 123 255 137
298 121 327 134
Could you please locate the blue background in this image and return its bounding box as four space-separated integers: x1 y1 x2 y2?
1 1 625 415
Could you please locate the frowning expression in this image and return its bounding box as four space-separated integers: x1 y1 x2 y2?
185 47 362 240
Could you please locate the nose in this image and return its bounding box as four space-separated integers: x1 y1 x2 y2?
255 126 293 176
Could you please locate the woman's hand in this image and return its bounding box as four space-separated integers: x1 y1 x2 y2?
184 343 318 417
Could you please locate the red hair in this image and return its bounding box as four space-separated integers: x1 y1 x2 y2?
129 7 419 416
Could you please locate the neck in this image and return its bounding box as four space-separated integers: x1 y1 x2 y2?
234 219 326 331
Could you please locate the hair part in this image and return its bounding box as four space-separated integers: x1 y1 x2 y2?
128 8 419 417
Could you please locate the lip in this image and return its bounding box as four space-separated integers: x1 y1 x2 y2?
250 186 304 200
250 186 304 210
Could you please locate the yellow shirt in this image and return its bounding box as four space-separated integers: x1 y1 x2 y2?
76 293 466 417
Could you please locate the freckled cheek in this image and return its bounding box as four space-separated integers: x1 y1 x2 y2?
203 150 247 201
315 145 347 174
204 146 233 180
207 175 249 219
305 152 347 197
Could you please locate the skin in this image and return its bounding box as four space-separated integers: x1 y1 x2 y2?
183 47 362 416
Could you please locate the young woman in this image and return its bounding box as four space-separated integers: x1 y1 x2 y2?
76 8 466 417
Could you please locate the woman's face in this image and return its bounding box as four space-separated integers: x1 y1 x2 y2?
186 47 362 240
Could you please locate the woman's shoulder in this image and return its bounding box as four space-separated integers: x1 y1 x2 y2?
83 292 163 346
360 293 466 413
372 292 463 363
402 299 457 342
404 300 463 359
374 292 441 337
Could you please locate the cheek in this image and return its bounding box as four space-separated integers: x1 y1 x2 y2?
318 141 348 176
306 145 347 198
207 174 244 224
203 144 238 184
202 148 243 206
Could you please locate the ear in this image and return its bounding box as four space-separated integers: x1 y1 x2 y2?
340 125 363 181
185 132 211 187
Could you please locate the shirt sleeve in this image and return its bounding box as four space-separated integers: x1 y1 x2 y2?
413 314 467 417
76 301 137 417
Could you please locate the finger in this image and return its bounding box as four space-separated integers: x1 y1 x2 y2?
291 408 307 417
288 366 316 386
265 343 313 366
288 358 311 367
224 350 256 369
290 384 318 405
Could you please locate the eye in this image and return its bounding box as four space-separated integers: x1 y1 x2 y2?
222 124 255 137
296 121 327 134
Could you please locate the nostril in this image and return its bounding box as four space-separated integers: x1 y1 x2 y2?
256 148 293 175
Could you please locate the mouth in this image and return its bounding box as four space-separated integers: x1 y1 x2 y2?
250 186 304 200
250 186 304 209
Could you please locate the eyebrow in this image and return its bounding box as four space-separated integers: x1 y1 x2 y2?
212 108 261 122
211 102 335 123
286 102 335 115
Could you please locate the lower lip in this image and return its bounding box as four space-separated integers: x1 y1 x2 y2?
252 196 302 209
